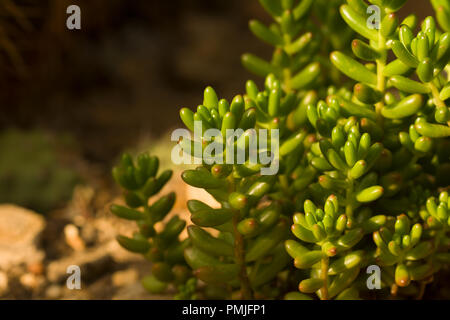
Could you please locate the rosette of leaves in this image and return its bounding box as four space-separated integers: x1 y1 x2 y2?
285 195 376 300
111 153 192 296
306 115 386 226
372 203 449 298
421 191 450 230
242 0 353 91
180 75 315 207
179 85 296 299
242 0 320 91
386 18 450 131
331 1 449 139
420 191 450 265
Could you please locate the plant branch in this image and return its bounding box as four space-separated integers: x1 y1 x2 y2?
319 257 329 300
232 212 253 300
429 82 446 109
345 177 355 227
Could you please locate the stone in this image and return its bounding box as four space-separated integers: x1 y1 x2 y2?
0 205 45 271
112 282 172 300
46 244 113 284
45 285 62 299
111 269 138 287
64 224 86 251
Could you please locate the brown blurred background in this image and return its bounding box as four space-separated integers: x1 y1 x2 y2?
1 0 269 166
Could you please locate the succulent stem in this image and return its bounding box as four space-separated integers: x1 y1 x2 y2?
345 177 355 227
233 212 253 300
375 34 387 126
416 281 427 300
319 257 329 300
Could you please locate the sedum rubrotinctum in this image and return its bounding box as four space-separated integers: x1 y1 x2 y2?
111 0 449 300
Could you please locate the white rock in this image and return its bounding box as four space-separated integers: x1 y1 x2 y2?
0 205 45 271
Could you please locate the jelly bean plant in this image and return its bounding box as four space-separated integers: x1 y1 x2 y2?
111 0 449 300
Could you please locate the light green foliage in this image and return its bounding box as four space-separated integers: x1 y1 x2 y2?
112 0 450 300
0 129 78 213
243 0 353 91
179 84 293 299
111 153 193 297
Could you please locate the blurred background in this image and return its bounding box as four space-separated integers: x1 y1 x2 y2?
0 0 439 300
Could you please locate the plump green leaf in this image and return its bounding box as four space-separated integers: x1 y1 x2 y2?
340 5 378 42
330 51 377 85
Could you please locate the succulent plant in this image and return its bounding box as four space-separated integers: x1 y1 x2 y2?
179 84 292 299
111 153 192 296
112 0 450 300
